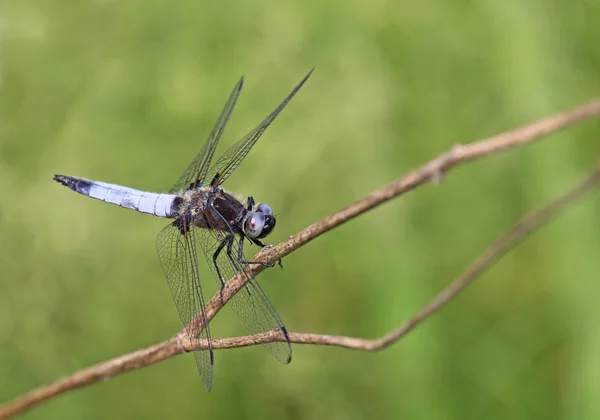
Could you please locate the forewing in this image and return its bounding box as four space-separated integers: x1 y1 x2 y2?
168 77 244 194
156 222 214 391
196 220 292 364
207 68 313 188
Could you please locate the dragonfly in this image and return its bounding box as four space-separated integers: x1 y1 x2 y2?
54 69 313 391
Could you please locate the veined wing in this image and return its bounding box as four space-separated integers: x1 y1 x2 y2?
156 222 214 391
196 218 292 364
169 77 244 194
207 68 313 188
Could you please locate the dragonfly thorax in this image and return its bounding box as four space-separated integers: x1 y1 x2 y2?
171 187 276 240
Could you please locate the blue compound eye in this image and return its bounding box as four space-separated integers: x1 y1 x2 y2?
258 203 272 216
245 212 265 238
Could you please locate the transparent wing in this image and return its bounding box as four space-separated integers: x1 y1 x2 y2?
156 222 214 391
207 68 313 188
168 77 244 194
196 217 292 364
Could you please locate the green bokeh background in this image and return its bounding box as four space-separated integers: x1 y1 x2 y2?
1 1 600 419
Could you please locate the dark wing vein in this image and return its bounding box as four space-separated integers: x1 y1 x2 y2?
169 77 244 193
156 223 214 391
196 214 292 364
207 68 313 188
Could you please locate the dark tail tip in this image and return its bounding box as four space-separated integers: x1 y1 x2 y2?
53 174 68 185
53 174 83 192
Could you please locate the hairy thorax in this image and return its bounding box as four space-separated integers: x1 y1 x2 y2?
172 187 247 233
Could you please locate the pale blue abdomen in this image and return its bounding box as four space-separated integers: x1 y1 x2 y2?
54 175 177 218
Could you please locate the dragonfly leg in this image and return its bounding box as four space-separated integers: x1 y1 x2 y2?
248 238 283 268
217 235 254 297
239 236 275 268
213 234 234 304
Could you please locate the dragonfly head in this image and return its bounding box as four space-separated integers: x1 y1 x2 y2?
244 203 276 240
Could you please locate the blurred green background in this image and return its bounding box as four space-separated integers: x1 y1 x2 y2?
1 1 600 419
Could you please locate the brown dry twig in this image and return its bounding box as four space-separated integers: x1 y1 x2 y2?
1 98 600 419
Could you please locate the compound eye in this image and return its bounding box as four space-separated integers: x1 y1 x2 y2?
245 212 265 238
258 203 272 216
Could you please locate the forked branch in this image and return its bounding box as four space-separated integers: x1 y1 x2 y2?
2 98 600 419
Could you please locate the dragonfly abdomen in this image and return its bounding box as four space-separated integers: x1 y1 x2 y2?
53 175 177 218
